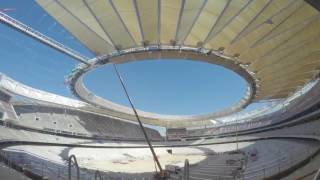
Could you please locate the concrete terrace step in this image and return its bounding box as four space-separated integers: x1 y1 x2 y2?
0 162 31 180
189 171 235 179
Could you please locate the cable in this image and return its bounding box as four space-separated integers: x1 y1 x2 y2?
112 64 164 174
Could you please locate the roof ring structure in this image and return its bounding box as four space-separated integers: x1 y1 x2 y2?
34 0 320 127
67 46 257 125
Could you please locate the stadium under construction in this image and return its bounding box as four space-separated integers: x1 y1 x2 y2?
1 0 320 179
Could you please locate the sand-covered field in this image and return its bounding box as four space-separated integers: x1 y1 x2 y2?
70 147 206 172
4 141 254 173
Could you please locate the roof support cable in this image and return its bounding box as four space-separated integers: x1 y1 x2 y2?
0 12 90 65
112 64 168 179
183 159 189 180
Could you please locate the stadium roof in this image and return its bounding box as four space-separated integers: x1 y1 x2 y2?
2 0 319 127
36 0 320 101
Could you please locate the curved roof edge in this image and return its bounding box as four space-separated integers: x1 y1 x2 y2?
67 46 257 124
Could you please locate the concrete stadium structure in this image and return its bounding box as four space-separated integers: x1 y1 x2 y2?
1 0 320 180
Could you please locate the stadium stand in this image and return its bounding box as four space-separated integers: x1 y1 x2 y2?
0 162 31 180
2 139 319 180
0 109 320 179
0 91 18 122
12 104 162 141
167 128 187 140
182 80 320 138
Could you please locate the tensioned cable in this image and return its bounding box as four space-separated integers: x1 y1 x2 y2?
0 12 90 64
112 64 164 174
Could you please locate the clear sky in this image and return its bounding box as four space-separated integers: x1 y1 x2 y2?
0 1 249 115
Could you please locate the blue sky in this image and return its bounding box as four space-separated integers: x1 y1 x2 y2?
0 1 249 115
85 60 246 115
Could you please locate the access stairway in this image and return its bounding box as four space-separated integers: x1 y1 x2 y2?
169 153 244 180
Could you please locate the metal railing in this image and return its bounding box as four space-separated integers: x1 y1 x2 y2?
68 155 80 180
242 147 317 180
0 142 318 180
166 145 318 180
0 149 94 180
313 166 320 180
183 159 189 180
95 170 103 180
0 149 157 180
